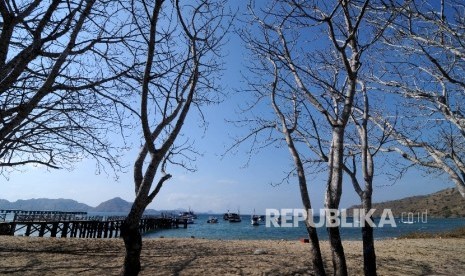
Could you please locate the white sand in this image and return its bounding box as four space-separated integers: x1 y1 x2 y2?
0 236 464 275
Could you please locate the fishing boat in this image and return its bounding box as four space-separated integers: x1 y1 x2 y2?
251 209 260 226
178 214 194 224
207 216 219 223
178 208 197 224
251 215 260 226
179 208 197 220
187 209 197 219
228 213 241 223
223 211 241 222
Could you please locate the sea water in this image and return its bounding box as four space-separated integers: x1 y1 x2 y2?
143 214 465 240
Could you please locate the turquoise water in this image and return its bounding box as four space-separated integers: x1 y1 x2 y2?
144 214 465 240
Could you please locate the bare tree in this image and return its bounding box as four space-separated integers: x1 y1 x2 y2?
0 0 133 175
242 1 389 275
341 82 394 276
228 55 328 274
119 0 228 274
373 0 465 198
269 60 327 275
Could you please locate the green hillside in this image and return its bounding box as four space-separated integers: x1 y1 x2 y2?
347 187 465 218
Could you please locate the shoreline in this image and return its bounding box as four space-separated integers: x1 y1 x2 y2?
1 236 464 275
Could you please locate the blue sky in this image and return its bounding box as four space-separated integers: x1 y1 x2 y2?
1 1 455 214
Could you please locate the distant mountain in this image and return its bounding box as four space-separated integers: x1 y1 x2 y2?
0 198 91 212
92 197 159 213
93 197 133 212
347 187 465 218
0 199 10 208
0 197 159 214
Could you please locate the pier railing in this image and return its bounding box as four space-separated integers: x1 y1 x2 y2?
14 214 99 222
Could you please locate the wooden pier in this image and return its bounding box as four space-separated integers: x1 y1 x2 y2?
0 210 186 238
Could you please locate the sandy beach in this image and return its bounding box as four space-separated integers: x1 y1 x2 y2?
1 236 465 275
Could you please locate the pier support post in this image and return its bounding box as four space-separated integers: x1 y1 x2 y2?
62 222 69 238
51 222 59 237
25 223 32 236
39 223 46 237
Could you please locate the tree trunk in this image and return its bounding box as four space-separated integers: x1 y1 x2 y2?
362 194 377 276
362 224 376 276
326 126 348 276
305 223 326 276
120 219 143 276
300 177 326 276
288 138 326 275
327 226 347 276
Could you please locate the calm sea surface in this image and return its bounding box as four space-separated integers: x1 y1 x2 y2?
6 212 464 240
143 214 465 240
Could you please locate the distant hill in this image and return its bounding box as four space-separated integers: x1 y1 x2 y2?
0 199 10 208
347 187 465 218
93 197 133 212
0 198 91 212
0 197 158 214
